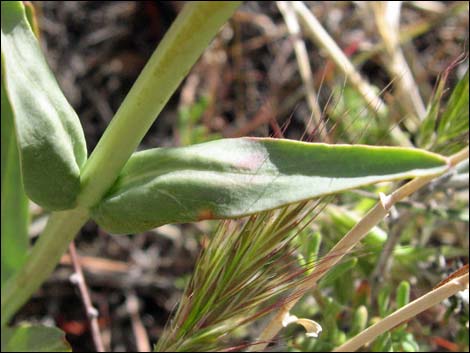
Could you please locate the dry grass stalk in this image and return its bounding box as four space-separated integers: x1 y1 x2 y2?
334 272 469 352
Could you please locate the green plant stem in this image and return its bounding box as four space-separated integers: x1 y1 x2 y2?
1 208 89 326
77 1 241 209
1 1 240 326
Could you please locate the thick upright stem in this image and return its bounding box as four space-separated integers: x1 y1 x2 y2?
1 1 241 326
77 2 241 209
1 208 89 326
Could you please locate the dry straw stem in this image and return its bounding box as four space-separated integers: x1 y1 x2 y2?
276 1 326 141
371 2 426 125
126 291 151 352
354 2 468 66
290 1 412 147
249 146 469 352
68 242 105 352
334 272 469 352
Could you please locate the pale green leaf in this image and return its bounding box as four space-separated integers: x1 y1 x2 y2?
1 1 87 210
92 138 447 234
1 324 71 352
1 66 29 286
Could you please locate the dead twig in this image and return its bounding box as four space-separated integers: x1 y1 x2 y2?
68 242 105 352
126 291 151 352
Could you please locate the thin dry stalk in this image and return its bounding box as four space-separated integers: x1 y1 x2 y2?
354 3 468 66
289 2 381 114
68 242 105 352
249 146 469 351
276 1 326 141
126 291 151 352
334 272 469 352
371 2 426 125
290 1 412 147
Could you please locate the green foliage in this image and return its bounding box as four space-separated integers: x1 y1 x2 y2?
1 0 243 337
92 137 447 234
177 96 221 146
396 281 410 309
1 1 87 210
372 280 420 352
419 69 469 155
325 205 387 248
435 70 469 154
1 69 29 286
1 324 71 352
372 331 393 352
296 230 322 273
350 305 368 336
417 69 447 149
328 85 399 145
378 285 392 317
318 257 358 289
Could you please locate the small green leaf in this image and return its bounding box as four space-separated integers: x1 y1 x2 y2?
333 330 347 346
401 340 418 352
92 137 447 234
417 70 447 149
319 257 358 289
1 1 87 210
1 324 71 352
373 332 393 352
324 297 342 341
309 232 322 256
350 305 368 336
396 280 410 309
326 205 388 248
401 333 420 352
306 231 322 268
378 285 391 317
297 230 322 271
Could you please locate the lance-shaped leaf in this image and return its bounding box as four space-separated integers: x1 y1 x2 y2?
1 67 29 286
92 138 447 234
1 1 87 210
1 0 40 289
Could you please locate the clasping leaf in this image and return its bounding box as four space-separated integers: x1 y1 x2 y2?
92 138 447 234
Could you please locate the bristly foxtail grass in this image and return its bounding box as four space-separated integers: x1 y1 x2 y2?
154 199 335 352
153 74 397 352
